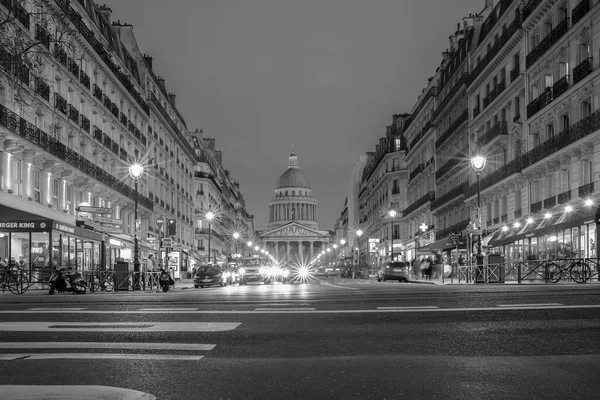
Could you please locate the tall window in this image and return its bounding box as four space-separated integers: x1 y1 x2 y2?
581 101 592 118
581 160 592 185
65 184 72 213
545 123 554 140
33 170 41 203
546 174 555 197
559 168 570 193
531 180 541 203
515 187 522 211
52 178 59 209
10 157 21 196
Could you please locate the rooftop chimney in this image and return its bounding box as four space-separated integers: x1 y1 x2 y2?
168 93 176 107
157 76 166 93
98 5 112 24
143 54 153 70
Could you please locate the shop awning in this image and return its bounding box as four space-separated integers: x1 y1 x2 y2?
493 213 561 246
428 236 467 251
484 228 506 247
552 208 596 232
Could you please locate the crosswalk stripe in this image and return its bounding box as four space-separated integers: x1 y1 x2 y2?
0 322 240 332
0 342 215 351
254 307 316 311
26 308 87 311
0 354 204 361
497 303 563 307
139 308 199 311
377 306 438 310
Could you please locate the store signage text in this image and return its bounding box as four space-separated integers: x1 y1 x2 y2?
54 223 75 234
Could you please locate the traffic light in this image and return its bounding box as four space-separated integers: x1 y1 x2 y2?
167 219 176 236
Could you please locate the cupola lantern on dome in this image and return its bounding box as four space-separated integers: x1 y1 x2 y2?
275 152 310 189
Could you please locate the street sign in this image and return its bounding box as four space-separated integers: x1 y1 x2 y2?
156 217 164 227
93 216 124 225
77 206 113 214
94 226 124 234
162 238 172 247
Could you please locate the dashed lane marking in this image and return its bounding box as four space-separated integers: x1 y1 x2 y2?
254 307 316 311
497 303 563 307
0 342 216 351
0 322 240 332
320 282 359 290
0 354 205 361
26 308 87 311
377 306 439 310
139 308 199 311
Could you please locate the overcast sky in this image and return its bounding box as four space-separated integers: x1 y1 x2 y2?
108 0 484 231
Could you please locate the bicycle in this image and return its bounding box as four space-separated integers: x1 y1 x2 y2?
547 259 591 284
1 267 30 294
89 270 115 292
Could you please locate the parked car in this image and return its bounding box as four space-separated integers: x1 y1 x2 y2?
377 261 409 282
238 265 271 285
194 265 226 288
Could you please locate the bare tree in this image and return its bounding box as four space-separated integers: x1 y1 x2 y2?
0 0 77 106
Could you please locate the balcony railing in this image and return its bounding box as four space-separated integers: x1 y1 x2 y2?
435 219 469 240
68 104 79 123
0 103 152 210
579 182 594 198
465 157 522 199
54 46 67 66
527 86 554 119
79 70 90 90
54 93 67 114
80 115 90 132
558 190 571 204
510 65 520 82
408 121 432 153
573 57 593 85
93 84 102 101
572 0 590 26
522 0 543 21
431 182 468 211
526 18 568 69
34 77 50 102
435 145 468 181
35 24 51 49
473 105 480 118
476 121 508 148
103 133 111 148
68 58 79 77
552 75 569 98
409 164 424 182
403 191 435 217
93 126 102 142
436 110 468 149
120 113 127 126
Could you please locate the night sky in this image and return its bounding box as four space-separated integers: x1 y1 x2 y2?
108 0 484 231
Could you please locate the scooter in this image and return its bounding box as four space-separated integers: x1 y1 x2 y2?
48 266 87 295
159 269 174 292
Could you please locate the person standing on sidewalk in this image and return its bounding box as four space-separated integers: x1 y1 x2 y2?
145 254 157 289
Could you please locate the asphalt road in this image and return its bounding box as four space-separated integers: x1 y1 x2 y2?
0 281 599 400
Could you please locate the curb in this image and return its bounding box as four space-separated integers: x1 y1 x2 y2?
2 385 156 400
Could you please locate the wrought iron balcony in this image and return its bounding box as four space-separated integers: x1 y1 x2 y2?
431 182 468 211
35 24 51 49
579 182 594 198
572 0 590 26
13 2 29 29
103 133 111 148
0 103 152 211
403 191 435 217
34 77 50 102
464 157 522 199
573 57 592 85
435 146 468 181
409 163 424 182
119 148 128 162
510 65 520 82
473 105 480 118
558 190 571 204
435 219 469 240
80 115 90 132
68 58 79 77
531 200 543 214
526 18 568 69
13 63 29 85
93 84 103 101
110 102 119 117
54 93 67 114
120 113 127 126
79 70 90 90
54 46 67 66
111 140 119 155
552 75 569 98
93 126 102 142
68 104 79 123
526 97 540 119
435 110 468 149
103 94 111 109
476 121 508 148
522 0 542 21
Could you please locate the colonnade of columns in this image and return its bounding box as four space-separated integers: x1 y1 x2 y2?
269 203 318 222
264 240 326 263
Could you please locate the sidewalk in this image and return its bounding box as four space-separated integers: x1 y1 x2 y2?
2 385 155 399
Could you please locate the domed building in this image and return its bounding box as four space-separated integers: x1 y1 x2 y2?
259 153 330 264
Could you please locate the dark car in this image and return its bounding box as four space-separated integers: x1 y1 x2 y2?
239 265 270 285
377 261 409 282
194 265 226 288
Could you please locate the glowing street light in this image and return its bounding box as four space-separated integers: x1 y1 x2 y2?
471 154 486 258
205 211 215 264
388 207 398 261
128 163 144 289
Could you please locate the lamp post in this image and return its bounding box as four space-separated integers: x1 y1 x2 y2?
233 232 240 261
246 241 252 257
471 154 486 281
205 211 215 264
355 229 363 278
388 208 397 261
129 163 143 290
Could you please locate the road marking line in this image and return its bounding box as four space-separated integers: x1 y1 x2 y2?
0 304 599 314
320 282 359 290
0 342 215 351
0 322 240 332
377 306 439 310
26 308 87 311
139 308 199 311
254 307 316 311
0 354 204 361
498 303 563 307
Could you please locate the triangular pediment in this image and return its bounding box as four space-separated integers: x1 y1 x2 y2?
261 222 327 238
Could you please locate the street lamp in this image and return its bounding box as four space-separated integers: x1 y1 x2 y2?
470 154 486 258
205 211 215 264
388 208 397 261
129 163 144 290
355 229 363 274
233 232 240 260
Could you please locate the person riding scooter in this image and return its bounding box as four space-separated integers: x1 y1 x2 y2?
158 268 174 292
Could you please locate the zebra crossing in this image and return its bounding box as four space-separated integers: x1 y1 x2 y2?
0 309 241 361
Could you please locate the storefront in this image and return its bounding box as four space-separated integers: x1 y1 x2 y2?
0 206 103 274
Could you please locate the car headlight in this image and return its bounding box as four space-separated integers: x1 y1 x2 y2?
223 272 230 278
297 267 309 278
238 268 245 275
259 267 267 275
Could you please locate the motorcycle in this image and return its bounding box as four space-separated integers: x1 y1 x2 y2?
48 266 87 295
159 269 174 292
